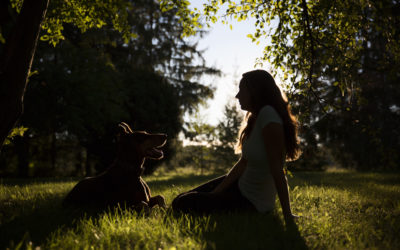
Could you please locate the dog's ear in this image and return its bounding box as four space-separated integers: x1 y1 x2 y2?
117 123 130 135
119 122 133 133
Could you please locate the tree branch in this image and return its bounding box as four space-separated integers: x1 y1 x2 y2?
301 0 328 115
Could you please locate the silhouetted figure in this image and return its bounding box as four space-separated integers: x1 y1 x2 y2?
173 70 301 224
63 122 167 212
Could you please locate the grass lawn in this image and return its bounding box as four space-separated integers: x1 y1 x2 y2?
0 168 399 249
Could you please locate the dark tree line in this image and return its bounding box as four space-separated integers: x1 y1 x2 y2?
1 0 399 175
288 1 400 171
0 0 219 177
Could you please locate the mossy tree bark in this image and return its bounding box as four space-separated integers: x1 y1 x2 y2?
0 0 49 151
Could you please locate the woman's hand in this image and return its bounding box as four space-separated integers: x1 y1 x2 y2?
284 213 300 224
211 157 247 194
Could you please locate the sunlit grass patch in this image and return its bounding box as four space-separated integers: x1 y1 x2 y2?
46 209 207 249
287 172 400 249
0 169 399 249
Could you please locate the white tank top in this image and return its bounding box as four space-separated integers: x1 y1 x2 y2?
238 105 284 212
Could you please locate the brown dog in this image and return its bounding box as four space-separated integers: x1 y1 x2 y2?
63 122 167 211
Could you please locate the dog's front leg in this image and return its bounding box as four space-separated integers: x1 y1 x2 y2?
149 195 167 208
134 201 150 215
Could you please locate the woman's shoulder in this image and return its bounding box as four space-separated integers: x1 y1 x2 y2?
259 105 276 113
257 105 283 126
259 105 280 117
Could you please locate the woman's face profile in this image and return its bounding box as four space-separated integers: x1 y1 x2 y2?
235 79 252 111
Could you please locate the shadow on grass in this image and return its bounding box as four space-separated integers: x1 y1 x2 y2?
168 210 308 250
290 172 400 199
0 177 79 187
147 173 221 189
291 171 400 186
203 213 307 250
0 195 109 248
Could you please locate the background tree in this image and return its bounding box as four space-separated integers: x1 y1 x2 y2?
176 101 243 173
214 101 243 169
163 0 400 170
0 0 49 152
183 114 217 174
0 0 219 177
0 0 136 151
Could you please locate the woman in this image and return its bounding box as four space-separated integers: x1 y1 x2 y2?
172 70 300 223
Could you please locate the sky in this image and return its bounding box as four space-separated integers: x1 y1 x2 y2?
185 1 271 126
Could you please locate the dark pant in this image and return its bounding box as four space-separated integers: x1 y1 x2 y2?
171 175 256 214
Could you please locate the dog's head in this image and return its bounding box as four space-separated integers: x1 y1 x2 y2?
117 122 167 160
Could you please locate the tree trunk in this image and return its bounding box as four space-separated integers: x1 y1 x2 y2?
50 132 57 172
75 150 85 177
85 149 92 177
15 135 30 177
0 0 49 151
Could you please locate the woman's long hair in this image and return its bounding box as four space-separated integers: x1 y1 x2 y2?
235 70 300 161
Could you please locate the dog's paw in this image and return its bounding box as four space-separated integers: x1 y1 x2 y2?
134 201 150 215
151 195 167 208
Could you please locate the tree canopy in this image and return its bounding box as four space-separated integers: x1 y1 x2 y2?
1 0 399 174
164 0 400 170
167 0 399 101
6 0 133 46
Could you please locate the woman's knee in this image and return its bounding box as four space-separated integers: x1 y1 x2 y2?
172 192 199 212
171 195 182 210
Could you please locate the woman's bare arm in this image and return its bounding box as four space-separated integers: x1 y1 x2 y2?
211 157 247 194
262 123 295 222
